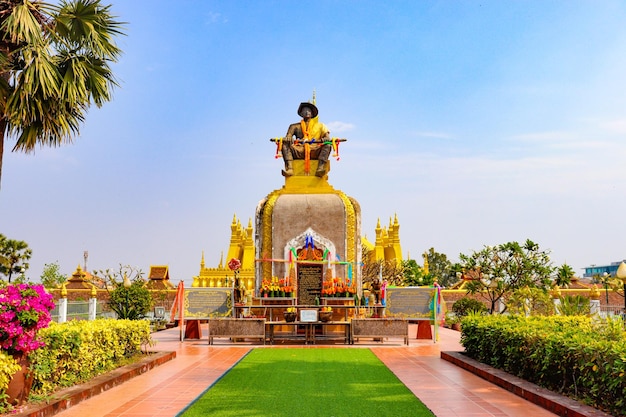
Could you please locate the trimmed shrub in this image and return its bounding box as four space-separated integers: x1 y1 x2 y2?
451 297 487 318
461 315 626 416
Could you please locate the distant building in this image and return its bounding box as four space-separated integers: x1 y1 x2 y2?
582 260 626 278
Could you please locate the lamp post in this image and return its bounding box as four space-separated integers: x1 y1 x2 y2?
123 273 132 319
616 262 626 313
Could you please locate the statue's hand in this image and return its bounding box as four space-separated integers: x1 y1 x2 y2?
283 136 293 145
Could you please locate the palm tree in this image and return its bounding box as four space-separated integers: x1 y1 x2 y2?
0 0 124 185
554 263 575 288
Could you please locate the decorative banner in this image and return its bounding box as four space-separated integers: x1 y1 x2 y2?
305 234 315 249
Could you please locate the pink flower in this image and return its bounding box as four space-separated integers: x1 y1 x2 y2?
0 283 55 355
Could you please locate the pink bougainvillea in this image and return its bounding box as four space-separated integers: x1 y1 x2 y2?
0 283 55 355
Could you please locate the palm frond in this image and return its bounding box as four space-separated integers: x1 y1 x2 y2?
53 0 125 60
1 2 46 46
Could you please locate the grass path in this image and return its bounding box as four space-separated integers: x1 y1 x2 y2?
179 348 434 417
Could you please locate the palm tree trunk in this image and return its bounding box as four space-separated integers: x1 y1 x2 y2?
0 118 5 188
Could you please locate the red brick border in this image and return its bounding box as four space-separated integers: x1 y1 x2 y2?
441 351 613 417
14 351 176 417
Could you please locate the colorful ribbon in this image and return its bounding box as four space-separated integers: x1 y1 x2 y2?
273 137 283 159
331 138 341 160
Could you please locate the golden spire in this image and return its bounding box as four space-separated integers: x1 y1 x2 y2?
312 89 316 105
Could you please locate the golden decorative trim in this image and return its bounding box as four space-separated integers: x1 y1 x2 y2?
261 191 280 281
336 191 356 264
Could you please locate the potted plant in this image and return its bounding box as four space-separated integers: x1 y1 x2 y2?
450 297 487 331
444 313 462 331
0 282 55 406
283 307 297 322
319 306 332 322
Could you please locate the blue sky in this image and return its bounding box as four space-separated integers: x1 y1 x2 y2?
2 0 626 285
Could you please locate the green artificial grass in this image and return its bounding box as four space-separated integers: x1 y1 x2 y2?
179 348 434 417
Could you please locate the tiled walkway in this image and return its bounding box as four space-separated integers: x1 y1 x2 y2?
52 324 557 417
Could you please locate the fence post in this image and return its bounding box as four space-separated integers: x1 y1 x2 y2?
58 283 68 323
88 285 98 321
551 286 561 315
589 285 601 315
496 298 506 314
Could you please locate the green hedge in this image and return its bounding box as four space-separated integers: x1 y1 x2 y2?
1 319 152 409
461 315 626 416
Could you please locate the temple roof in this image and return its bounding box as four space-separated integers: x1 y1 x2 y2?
146 265 175 289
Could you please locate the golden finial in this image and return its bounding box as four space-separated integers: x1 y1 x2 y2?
589 284 600 300
72 264 86 280
312 89 316 105
550 285 561 299
91 284 97 298
61 283 67 298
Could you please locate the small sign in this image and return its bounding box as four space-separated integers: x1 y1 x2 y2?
300 309 318 322
154 306 166 318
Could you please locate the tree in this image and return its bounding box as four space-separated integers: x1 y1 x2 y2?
423 248 458 287
554 263 575 288
401 258 426 286
0 0 125 184
94 265 152 320
505 286 554 316
361 245 406 288
459 239 554 313
0 233 31 282
40 261 67 288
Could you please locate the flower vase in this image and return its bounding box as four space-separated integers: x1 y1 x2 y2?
6 353 33 406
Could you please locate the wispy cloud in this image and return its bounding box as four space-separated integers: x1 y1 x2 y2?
508 130 619 152
598 119 626 134
206 11 228 24
509 131 575 142
327 121 355 133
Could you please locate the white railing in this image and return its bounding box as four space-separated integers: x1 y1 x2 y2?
599 304 624 318
51 298 103 322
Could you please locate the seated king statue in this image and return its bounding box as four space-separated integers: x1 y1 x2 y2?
281 102 331 177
